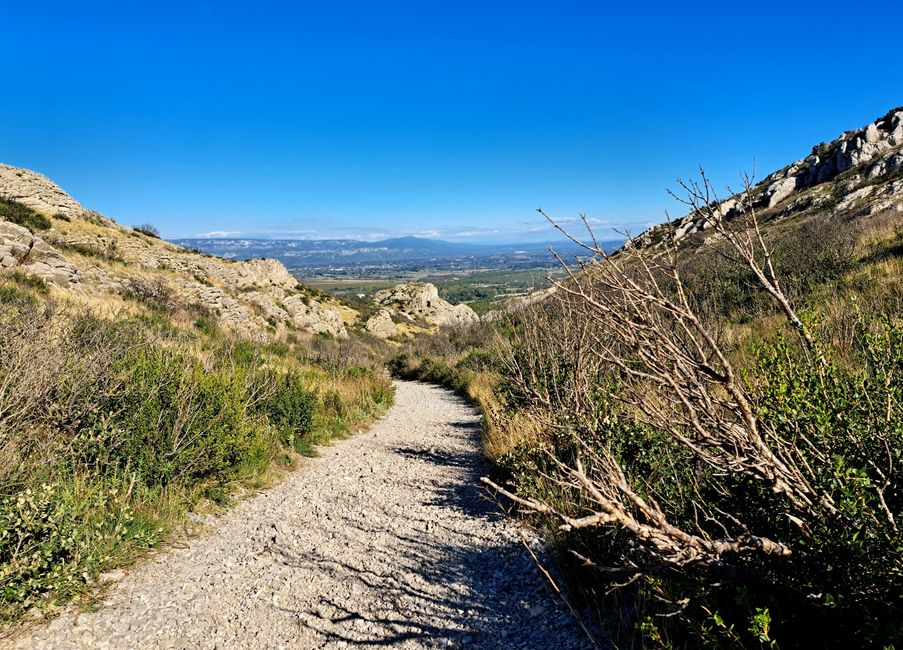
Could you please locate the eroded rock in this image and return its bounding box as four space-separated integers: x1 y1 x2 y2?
373 283 478 328
0 220 79 285
364 309 397 338
282 295 348 338
0 164 88 219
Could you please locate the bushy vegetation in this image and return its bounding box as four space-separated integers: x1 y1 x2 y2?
51 239 124 264
0 282 393 623
393 189 903 647
132 223 160 238
0 197 51 231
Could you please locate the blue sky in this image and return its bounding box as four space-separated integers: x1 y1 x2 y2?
1 1 900 243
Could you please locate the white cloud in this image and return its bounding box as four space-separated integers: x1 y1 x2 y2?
196 230 242 237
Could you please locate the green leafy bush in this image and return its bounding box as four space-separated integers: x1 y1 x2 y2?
0 198 51 231
0 479 160 620
254 370 318 453
80 348 271 487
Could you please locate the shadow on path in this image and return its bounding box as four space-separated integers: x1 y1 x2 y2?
272 402 595 648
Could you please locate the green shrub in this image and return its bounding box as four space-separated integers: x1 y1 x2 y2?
0 284 37 306
77 348 269 487
8 271 49 294
194 314 219 337
132 223 160 238
53 240 123 263
368 381 394 411
0 198 51 231
0 478 161 621
0 271 48 305
321 389 345 418
255 370 318 453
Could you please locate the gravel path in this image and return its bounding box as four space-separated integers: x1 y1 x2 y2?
7 381 593 649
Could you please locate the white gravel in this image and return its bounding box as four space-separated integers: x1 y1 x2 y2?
6 381 593 649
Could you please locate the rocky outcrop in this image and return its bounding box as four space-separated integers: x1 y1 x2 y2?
638 107 903 248
373 283 478 328
364 309 397 338
0 221 79 285
132 242 299 292
282 295 347 338
0 164 88 219
0 162 355 340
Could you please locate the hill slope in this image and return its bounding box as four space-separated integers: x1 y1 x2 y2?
0 163 397 629
0 163 350 338
637 106 903 248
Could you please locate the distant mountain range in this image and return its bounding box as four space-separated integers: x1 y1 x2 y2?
171 235 622 275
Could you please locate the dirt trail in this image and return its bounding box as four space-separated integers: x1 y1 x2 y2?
8 381 592 649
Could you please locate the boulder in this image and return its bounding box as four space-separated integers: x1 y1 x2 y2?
282 295 348 338
364 309 397 338
764 176 798 208
0 220 79 285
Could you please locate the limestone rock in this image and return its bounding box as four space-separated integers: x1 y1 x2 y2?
0 220 79 284
282 295 348 338
0 164 88 219
764 176 798 208
364 309 397 338
175 283 262 339
244 291 291 325
206 258 298 291
372 283 478 328
632 106 903 249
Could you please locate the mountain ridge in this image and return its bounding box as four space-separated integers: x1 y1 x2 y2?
635 105 903 249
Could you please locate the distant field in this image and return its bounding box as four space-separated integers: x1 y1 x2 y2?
303 267 561 314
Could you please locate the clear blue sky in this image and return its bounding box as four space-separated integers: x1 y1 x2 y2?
1 1 900 243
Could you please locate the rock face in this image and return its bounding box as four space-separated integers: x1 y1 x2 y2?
373 283 478 328
0 162 354 340
282 295 348 338
0 221 79 284
0 164 88 219
637 106 903 248
364 309 397 338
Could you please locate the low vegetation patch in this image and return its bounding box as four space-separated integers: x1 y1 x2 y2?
0 197 51 231
0 295 392 624
52 239 124 264
132 223 160 238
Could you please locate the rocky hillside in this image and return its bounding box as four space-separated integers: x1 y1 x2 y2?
0 163 350 339
637 106 903 248
371 283 478 332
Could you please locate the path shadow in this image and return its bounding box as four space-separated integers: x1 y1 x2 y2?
268 401 599 649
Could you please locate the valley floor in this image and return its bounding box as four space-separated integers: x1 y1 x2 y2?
5 382 591 649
